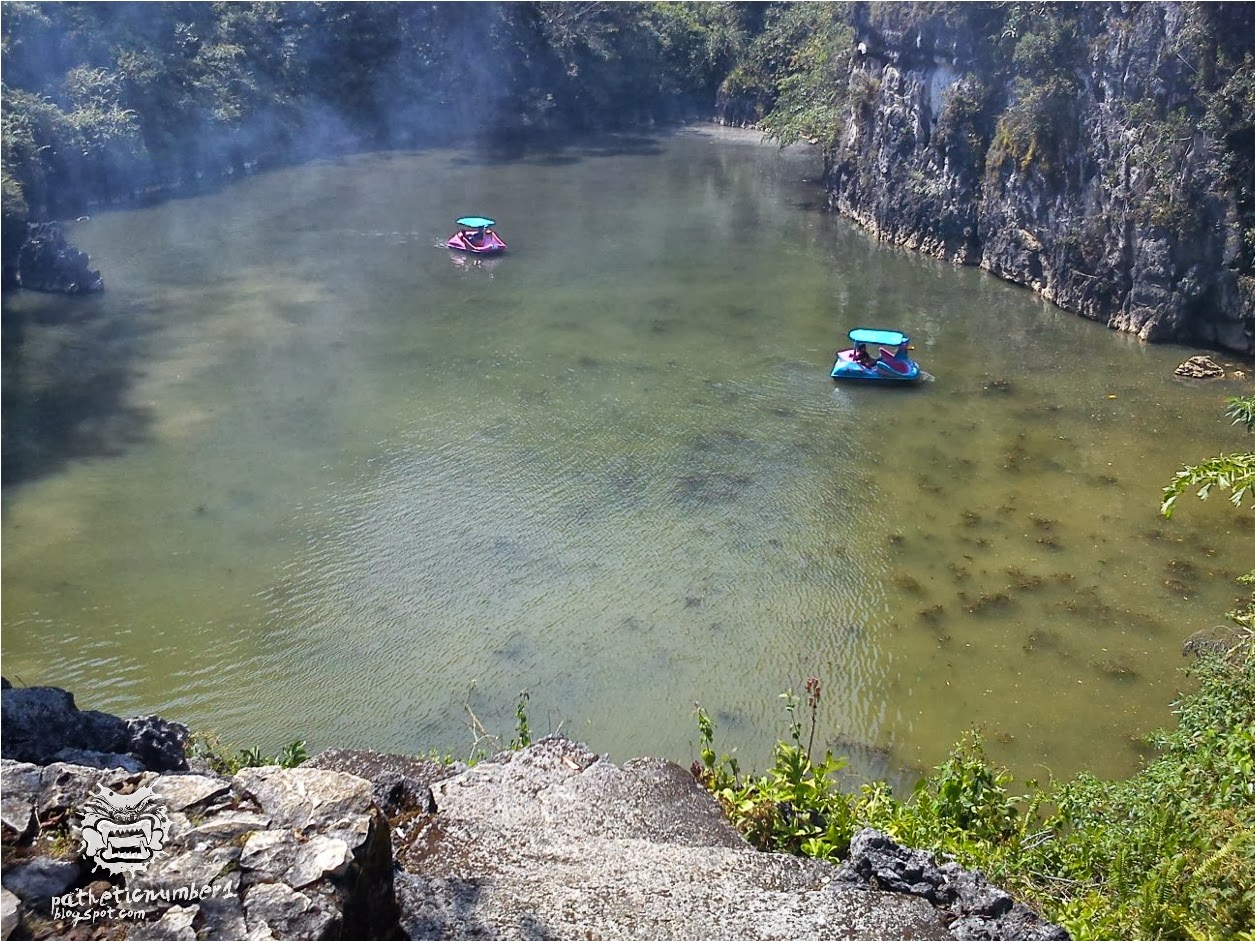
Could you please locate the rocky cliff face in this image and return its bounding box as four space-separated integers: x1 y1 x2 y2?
826 3 1254 354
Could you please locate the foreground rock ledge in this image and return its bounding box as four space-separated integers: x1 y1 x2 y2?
0 759 401 941
2 735 1068 940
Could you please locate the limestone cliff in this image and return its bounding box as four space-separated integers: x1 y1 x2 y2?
817 3 1253 354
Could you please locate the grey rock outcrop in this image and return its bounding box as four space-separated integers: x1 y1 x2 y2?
1174 354 1225 378
0 681 188 773
304 748 457 819
0 758 402 941
1 887 19 941
835 829 1068 941
374 736 1064 941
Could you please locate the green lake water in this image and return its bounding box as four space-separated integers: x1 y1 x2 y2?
3 126 1251 785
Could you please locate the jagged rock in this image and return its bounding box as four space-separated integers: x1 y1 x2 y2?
148 774 231 815
47 750 147 773
126 717 191 773
180 810 271 845
1 760 404 941
0 795 36 844
243 881 335 939
0 686 130 764
242 833 306 883
1 858 82 910
835 829 1068 941
305 749 456 819
812 6 1254 356
0 683 188 773
0 759 147 824
12 222 103 294
234 766 375 845
128 904 198 941
1173 355 1224 379
2 694 1070 941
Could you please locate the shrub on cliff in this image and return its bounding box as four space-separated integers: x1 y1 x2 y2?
696 634 1254 939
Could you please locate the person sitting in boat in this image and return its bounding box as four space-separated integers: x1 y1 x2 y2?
853 343 874 367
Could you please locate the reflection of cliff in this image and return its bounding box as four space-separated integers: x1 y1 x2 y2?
818 5 1254 355
1 295 152 489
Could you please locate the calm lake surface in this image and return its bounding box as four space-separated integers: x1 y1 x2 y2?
3 126 1251 785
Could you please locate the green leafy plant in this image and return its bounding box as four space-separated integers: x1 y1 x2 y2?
988 9 1083 176
188 732 308 774
694 681 855 860
1161 396 1255 518
462 687 542 762
1228 395 1255 433
692 703 739 792
754 3 856 156
1023 642 1255 939
1231 572 1255 631
274 739 309 768
511 690 532 750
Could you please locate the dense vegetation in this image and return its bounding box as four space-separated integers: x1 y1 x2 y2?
0 2 753 226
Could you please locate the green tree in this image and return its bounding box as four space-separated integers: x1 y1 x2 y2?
753 3 856 156
1161 396 1255 519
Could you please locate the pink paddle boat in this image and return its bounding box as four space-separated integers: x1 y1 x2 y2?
447 216 507 254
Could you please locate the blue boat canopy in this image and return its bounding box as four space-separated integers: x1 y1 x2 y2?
455 216 496 228
849 328 910 346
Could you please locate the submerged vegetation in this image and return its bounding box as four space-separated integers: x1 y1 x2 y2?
694 396 1255 938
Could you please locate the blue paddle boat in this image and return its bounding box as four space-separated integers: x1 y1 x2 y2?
447 216 507 254
831 328 923 383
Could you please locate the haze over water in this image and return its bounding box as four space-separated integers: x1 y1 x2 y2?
3 126 1250 785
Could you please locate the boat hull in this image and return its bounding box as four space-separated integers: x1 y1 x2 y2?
447 232 507 254
831 350 922 382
